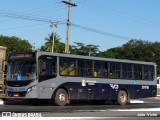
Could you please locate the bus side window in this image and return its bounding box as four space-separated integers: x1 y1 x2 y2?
149 65 154 80
134 64 142 80
77 59 85 77
38 55 57 81
122 63 133 79
109 70 113 78
94 61 102 78
60 58 68 76
68 59 76 76
110 62 115 78
51 62 56 75
102 62 108 78
144 65 149 80
39 60 45 75
86 60 93 77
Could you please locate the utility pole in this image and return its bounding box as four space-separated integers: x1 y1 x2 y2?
62 0 77 54
50 21 58 53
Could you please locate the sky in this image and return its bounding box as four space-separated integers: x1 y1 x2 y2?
0 0 160 51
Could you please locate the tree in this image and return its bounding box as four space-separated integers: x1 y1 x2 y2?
0 35 32 57
41 32 65 53
119 39 153 61
71 42 100 56
97 47 121 58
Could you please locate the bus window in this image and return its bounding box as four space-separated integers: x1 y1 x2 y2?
144 65 149 80
110 62 120 79
68 59 76 76
94 61 102 77
60 58 68 76
134 64 142 80
144 65 154 80
102 62 108 78
38 55 57 81
86 60 93 77
59 58 77 76
109 63 114 78
116 63 121 78
149 65 154 80
122 63 132 79
77 59 86 77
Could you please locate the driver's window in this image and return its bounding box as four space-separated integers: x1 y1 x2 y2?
38 55 57 81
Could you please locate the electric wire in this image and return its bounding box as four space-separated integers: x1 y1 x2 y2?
0 9 131 40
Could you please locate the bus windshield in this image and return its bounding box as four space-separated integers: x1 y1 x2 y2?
8 59 36 80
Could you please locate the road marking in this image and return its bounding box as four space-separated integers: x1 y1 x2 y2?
0 100 4 105
112 108 160 111
129 100 144 103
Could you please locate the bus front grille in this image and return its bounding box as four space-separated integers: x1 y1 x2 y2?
8 91 27 97
6 80 34 87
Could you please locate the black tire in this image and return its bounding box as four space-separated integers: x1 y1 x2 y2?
117 90 128 106
54 89 68 106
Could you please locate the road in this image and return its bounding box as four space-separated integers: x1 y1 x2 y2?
0 97 160 119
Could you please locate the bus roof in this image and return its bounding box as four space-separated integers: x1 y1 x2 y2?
36 51 156 66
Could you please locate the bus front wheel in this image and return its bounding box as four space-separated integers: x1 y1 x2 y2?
54 89 69 106
117 90 128 105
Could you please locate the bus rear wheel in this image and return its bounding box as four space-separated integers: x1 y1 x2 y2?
54 89 69 106
117 90 128 105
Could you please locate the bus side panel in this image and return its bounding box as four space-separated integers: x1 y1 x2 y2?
63 82 111 100
94 83 110 100
141 85 157 98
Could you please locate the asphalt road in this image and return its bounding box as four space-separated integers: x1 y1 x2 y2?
0 97 160 118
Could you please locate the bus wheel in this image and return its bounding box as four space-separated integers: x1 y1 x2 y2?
54 89 68 106
117 90 127 105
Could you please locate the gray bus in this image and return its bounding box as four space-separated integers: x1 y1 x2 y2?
6 51 157 106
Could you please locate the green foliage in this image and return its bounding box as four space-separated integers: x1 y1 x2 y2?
119 39 153 61
71 42 100 56
40 32 65 53
0 35 32 57
98 47 121 58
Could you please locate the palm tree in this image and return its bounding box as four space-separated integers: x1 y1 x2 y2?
41 32 65 53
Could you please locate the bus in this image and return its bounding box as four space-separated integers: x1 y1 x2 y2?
6 51 157 106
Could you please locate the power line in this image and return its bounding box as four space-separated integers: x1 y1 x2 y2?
70 23 131 40
0 10 49 22
0 23 48 31
0 9 132 40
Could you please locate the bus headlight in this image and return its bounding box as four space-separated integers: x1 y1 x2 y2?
27 86 36 93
